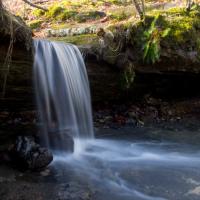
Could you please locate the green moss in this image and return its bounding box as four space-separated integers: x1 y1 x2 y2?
143 5 200 46
49 34 98 45
124 5 200 63
168 16 194 42
28 19 43 29
56 10 78 21
32 9 45 17
46 5 64 18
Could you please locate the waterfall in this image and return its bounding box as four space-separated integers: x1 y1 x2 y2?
33 39 94 153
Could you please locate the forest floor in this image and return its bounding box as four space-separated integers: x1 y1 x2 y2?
5 0 187 38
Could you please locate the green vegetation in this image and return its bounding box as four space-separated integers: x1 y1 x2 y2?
27 0 135 28
56 10 78 21
101 4 200 89
143 15 170 64
147 5 200 45
17 0 200 68
32 9 45 17
124 5 200 65
46 5 64 18
28 19 43 29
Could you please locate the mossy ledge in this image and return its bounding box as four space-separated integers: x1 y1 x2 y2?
64 6 200 74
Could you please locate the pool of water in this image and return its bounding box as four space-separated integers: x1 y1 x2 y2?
51 129 200 200
1 128 200 200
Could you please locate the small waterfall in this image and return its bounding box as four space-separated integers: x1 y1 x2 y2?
33 39 94 153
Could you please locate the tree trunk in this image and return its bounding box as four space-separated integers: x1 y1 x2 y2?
132 0 145 20
186 0 193 11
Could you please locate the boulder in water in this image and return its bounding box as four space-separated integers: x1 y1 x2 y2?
12 136 53 170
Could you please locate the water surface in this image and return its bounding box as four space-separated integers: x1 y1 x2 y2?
51 130 200 200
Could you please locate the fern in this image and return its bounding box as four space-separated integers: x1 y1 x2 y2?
143 15 170 64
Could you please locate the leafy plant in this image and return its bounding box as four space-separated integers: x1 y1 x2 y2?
143 15 170 64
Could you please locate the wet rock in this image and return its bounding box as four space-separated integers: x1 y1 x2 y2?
12 136 53 171
48 131 74 153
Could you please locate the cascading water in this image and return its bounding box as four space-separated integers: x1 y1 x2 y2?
33 39 94 153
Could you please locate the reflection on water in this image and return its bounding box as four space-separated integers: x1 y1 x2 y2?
52 138 200 200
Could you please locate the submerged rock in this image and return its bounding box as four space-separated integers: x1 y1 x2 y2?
13 136 53 170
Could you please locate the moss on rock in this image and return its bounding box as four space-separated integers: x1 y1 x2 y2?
144 6 200 49
125 5 200 64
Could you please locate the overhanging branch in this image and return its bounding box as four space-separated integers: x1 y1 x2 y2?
22 0 48 11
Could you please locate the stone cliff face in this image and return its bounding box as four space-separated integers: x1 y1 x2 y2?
0 7 33 111
1 32 200 111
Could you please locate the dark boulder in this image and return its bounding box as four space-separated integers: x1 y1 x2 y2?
12 136 53 170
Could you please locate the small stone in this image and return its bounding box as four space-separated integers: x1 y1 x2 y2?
40 169 50 176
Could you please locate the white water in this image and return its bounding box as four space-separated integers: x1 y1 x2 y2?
33 39 94 152
53 139 200 200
